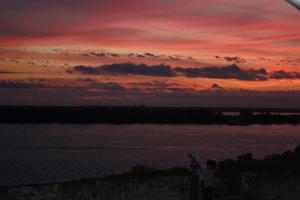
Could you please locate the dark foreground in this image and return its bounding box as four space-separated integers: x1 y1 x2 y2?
1 106 300 124
1 145 300 200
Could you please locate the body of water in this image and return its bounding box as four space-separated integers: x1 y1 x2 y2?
0 124 299 186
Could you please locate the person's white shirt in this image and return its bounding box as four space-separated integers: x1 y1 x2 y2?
197 168 216 188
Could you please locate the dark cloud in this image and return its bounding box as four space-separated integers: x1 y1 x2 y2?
211 83 223 89
78 50 197 64
70 63 176 77
144 87 196 93
0 80 46 89
69 63 300 81
99 63 176 77
27 61 35 65
76 78 128 92
109 53 120 57
127 53 135 57
176 64 268 81
68 66 100 74
0 70 19 74
144 52 155 57
90 52 107 57
224 56 247 63
127 81 193 93
270 70 300 79
85 52 121 58
136 54 146 58
89 82 127 91
77 78 96 82
128 81 179 87
0 78 128 93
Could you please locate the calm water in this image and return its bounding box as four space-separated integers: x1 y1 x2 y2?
0 124 300 186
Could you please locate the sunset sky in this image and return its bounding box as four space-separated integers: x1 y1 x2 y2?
1 0 300 107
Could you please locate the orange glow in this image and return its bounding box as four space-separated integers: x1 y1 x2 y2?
0 0 300 106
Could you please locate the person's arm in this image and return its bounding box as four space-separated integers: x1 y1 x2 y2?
198 168 205 176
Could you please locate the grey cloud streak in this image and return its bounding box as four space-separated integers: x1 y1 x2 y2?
0 79 128 93
0 70 20 74
69 63 176 77
0 80 47 89
79 51 197 64
175 64 268 81
68 63 300 81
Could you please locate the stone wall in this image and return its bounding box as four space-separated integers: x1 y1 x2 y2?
1 173 300 200
256 174 300 200
0 176 191 200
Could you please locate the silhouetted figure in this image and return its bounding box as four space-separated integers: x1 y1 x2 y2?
188 153 201 172
188 154 201 200
198 160 217 200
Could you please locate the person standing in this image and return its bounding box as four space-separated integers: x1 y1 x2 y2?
198 160 217 200
188 154 202 200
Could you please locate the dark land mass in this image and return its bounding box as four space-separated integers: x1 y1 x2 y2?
217 144 300 194
100 145 300 195
1 145 300 197
119 144 300 195
1 106 300 124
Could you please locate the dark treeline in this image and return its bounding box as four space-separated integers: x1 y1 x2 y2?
1 106 300 124
109 145 300 195
217 145 300 194
122 145 300 195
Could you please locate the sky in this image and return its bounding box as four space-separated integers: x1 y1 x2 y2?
1 0 300 107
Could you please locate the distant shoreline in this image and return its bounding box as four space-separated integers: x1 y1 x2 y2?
1 106 300 124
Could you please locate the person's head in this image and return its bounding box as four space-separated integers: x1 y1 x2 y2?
206 160 217 170
188 153 194 159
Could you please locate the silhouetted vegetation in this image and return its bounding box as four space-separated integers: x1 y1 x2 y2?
84 145 300 195
104 166 191 180
103 145 300 195
106 145 300 195
1 106 300 124
216 145 300 194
